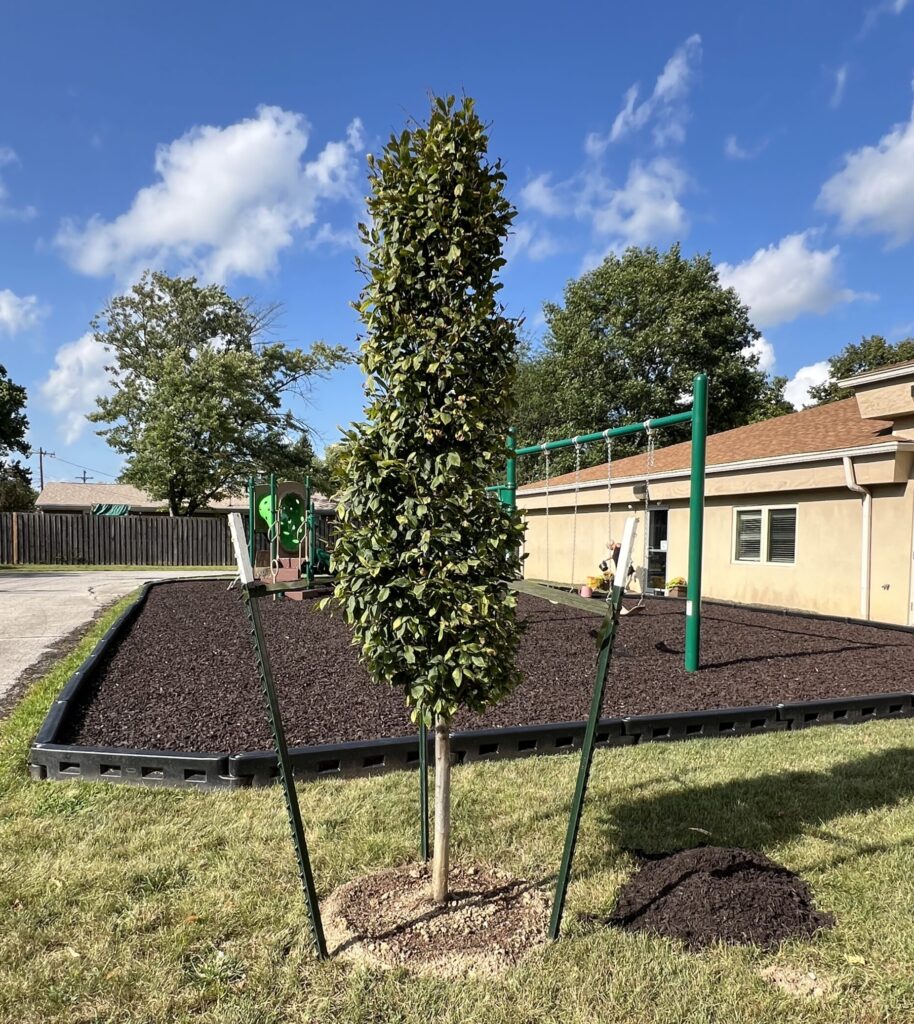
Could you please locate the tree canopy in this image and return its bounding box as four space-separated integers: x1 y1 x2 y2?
330 96 523 902
89 271 349 516
0 365 34 511
513 244 779 476
808 335 914 406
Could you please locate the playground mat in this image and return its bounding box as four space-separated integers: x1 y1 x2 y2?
58 580 914 754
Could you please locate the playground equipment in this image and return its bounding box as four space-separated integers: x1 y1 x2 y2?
246 474 333 593
498 372 708 672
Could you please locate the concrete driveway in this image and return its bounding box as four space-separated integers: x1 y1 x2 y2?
0 570 232 706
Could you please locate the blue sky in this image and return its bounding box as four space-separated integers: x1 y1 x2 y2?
2 0 914 485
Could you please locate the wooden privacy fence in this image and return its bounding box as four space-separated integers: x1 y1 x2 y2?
0 512 337 567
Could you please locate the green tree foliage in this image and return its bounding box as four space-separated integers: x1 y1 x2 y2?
0 462 36 512
0 365 34 511
330 97 523 901
0 363 29 462
89 271 348 515
514 245 775 477
747 375 795 423
808 335 914 406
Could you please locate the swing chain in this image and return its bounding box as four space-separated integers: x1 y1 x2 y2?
641 424 655 599
542 443 551 585
568 438 582 592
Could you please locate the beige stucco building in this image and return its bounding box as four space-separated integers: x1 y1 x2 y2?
516 360 914 626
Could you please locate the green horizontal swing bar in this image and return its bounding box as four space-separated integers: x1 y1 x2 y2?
513 409 694 458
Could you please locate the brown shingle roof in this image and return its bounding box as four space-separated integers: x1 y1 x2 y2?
36 482 336 513
519 397 895 490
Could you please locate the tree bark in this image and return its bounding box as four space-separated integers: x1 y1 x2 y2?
432 716 451 904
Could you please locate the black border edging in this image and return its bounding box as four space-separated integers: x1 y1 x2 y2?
27 580 914 791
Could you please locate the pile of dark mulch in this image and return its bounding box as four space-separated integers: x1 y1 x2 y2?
607 846 834 949
325 863 549 975
61 580 914 754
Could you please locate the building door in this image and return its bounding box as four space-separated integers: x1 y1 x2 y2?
646 508 668 594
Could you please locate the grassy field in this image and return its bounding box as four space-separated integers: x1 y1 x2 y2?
0 564 232 573
2 599 913 1023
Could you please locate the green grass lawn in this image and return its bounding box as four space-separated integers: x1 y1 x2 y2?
0 564 233 573
2 598 913 1023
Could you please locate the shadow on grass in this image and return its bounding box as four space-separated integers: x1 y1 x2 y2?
585 744 914 872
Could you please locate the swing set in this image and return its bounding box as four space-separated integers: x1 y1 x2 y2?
499 372 708 674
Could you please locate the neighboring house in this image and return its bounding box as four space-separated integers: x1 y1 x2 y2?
35 482 337 516
517 359 914 626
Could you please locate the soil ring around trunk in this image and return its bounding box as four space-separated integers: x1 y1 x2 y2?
323 863 550 977
606 846 834 950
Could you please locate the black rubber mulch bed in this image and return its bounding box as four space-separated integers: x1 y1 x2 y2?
62 580 914 754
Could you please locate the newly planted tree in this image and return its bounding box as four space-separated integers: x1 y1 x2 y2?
331 96 523 902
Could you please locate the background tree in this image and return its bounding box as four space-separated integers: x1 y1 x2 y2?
513 244 775 477
330 96 524 903
0 365 34 511
808 335 914 405
89 272 349 515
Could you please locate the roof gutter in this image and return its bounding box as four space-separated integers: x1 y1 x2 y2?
843 456 871 620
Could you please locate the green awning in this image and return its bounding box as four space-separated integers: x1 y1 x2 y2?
91 503 130 516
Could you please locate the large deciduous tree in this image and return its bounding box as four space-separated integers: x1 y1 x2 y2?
331 96 524 903
808 335 914 406
513 244 775 476
0 365 34 511
89 271 348 515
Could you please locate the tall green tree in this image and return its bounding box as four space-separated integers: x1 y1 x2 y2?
89 271 348 515
330 96 524 903
0 365 34 511
514 245 774 476
808 335 914 405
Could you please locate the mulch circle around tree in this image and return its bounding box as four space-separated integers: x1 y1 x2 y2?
606 846 835 950
324 863 550 976
62 581 914 754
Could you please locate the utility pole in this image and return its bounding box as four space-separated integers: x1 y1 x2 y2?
30 447 56 490
75 471 93 484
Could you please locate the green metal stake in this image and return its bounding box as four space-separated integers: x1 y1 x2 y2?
685 373 707 673
419 719 429 862
240 583 327 958
549 518 638 940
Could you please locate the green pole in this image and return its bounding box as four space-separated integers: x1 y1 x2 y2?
685 373 707 673
506 429 517 509
247 475 256 565
305 475 315 589
419 719 429 861
269 474 278 601
240 584 327 958
548 520 636 940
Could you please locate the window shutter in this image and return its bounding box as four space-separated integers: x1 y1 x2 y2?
736 510 762 561
768 508 797 563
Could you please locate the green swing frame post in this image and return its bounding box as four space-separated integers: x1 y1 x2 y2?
502 372 708 674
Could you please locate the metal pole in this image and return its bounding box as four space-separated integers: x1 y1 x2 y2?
514 409 693 457
549 517 638 940
240 585 327 958
247 476 256 565
685 373 707 673
305 475 315 589
506 429 517 509
419 719 429 861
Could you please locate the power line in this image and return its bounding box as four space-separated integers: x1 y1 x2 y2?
46 454 118 480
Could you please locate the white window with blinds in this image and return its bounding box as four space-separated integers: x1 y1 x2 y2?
733 506 797 565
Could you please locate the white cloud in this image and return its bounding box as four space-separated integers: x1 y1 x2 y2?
591 158 689 247
784 361 831 408
594 35 702 150
0 289 45 335
718 231 865 328
0 147 37 221
724 133 769 161
818 92 914 245
860 0 909 36
519 173 568 217
830 65 849 109
41 333 112 443
55 106 365 282
744 335 776 373
505 222 559 262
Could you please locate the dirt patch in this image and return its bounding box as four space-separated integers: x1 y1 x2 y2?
324 863 550 976
759 965 834 998
60 581 914 754
607 846 834 950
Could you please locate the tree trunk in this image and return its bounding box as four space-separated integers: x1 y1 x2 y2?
432 716 451 904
